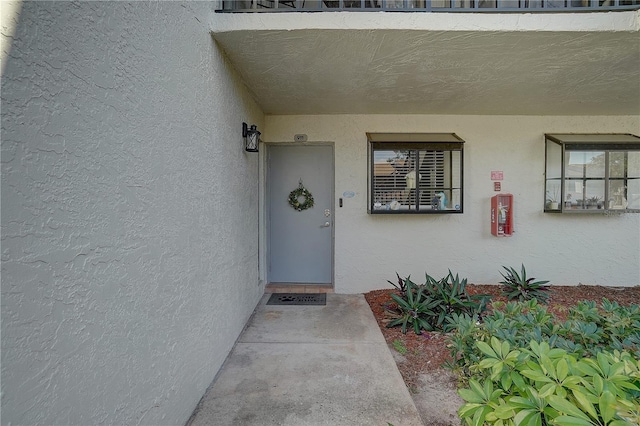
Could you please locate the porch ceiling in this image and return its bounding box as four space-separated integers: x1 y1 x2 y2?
213 29 640 116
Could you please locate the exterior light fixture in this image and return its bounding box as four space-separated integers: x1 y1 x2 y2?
242 122 260 153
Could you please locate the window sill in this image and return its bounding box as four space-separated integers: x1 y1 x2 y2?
544 208 640 214
370 209 462 214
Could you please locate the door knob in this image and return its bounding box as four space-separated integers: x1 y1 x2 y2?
322 221 331 227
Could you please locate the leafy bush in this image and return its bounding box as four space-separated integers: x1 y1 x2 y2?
446 299 640 379
500 264 550 304
575 299 640 357
444 312 488 376
385 271 490 335
446 299 553 378
458 338 640 426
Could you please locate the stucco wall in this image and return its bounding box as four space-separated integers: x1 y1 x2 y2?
265 115 640 293
1 2 263 425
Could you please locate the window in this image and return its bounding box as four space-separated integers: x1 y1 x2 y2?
544 134 640 213
367 133 464 214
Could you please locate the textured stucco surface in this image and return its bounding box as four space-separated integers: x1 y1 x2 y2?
212 10 640 115
2 2 263 425
264 115 640 293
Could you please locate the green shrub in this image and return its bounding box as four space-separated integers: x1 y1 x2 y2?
584 299 640 357
446 299 553 379
458 339 640 426
500 264 550 304
386 277 439 335
428 271 491 331
447 298 640 379
385 271 490 335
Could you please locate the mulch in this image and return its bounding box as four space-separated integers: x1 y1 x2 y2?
364 284 640 392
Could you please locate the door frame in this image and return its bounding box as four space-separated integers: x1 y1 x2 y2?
262 142 335 287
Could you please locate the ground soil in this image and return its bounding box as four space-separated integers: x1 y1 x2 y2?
364 284 640 426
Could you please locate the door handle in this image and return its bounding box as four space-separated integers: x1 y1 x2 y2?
322 221 331 228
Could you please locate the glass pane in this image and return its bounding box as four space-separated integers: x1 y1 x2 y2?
545 179 561 209
565 151 605 178
544 0 566 8
546 139 562 179
569 0 588 6
564 179 584 209
627 178 640 209
586 152 605 177
415 149 462 211
478 1 497 8
418 189 461 211
608 179 628 210
584 180 605 210
545 139 562 209
416 150 440 211
372 149 411 211
565 152 585 178
344 0 365 8
609 152 626 178
451 151 462 188
384 0 406 8
628 152 640 178
451 188 461 211
431 0 450 7
324 0 369 9
404 151 419 210
499 0 521 7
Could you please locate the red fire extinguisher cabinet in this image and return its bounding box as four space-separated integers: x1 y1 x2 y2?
491 194 513 237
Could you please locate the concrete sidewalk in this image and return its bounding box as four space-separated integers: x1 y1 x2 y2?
187 293 424 426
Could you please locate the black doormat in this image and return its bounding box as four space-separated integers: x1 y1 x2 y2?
266 293 326 306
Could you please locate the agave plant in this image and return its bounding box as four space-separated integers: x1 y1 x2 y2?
426 271 491 331
500 264 550 303
387 272 408 296
385 271 491 334
385 279 439 335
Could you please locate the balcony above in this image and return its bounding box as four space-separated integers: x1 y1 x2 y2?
211 9 640 116
217 0 640 13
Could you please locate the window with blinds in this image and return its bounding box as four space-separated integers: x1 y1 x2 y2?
367 133 464 214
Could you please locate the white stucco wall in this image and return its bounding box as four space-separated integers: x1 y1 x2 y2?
265 115 640 293
1 2 263 425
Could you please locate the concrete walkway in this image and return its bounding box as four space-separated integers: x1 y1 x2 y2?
187 293 424 426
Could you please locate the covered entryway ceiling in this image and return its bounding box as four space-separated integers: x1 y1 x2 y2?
213 26 639 116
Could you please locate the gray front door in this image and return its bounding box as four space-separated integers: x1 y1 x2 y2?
267 145 334 284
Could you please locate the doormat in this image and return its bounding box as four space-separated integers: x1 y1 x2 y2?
266 293 326 306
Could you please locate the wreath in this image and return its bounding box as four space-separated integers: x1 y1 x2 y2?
288 182 314 211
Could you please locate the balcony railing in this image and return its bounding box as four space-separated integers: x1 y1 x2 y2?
218 0 640 12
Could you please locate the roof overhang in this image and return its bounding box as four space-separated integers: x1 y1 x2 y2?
211 11 640 115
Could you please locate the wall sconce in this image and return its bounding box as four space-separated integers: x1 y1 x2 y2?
242 122 260 153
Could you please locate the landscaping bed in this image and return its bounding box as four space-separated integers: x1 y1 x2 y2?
364 284 640 425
